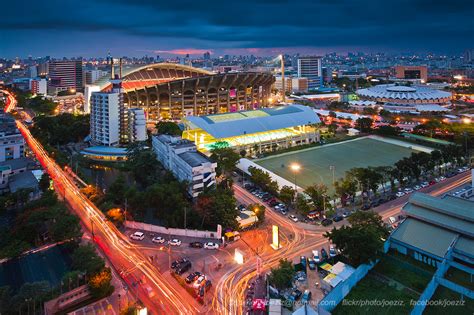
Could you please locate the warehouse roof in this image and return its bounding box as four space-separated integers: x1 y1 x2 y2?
184 104 320 139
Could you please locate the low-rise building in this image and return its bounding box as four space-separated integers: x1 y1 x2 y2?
152 134 217 198
0 113 25 162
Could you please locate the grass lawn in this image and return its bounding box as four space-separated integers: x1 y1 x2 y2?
255 137 419 194
445 267 474 291
373 253 435 292
332 275 418 315
423 286 474 315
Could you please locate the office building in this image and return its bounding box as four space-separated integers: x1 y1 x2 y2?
152 134 217 197
394 65 428 82
297 56 322 90
274 76 309 93
84 85 101 113
0 113 25 162
29 78 47 95
85 69 107 84
127 108 147 142
48 60 84 94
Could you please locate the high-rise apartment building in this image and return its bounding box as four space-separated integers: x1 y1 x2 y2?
84 85 101 114
127 108 147 142
29 78 47 95
48 60 84 94
90 91 121 146
0 113 25 162
297 56 322 90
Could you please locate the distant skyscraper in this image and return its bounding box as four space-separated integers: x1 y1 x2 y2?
203 51 211 60
297 56 322 90
48 60 84 94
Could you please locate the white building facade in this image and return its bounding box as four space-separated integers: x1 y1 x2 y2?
127 108 147 142
152 134 216 198
0 114 25 162
84 85 100 114
90 92 121 146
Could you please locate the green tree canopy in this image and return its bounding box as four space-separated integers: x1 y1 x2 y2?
71 244 105 275
210 147 240 176
156 121 182 136
355 117 373 133
268 259 296 290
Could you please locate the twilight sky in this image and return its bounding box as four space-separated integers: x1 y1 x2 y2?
1 0 473 58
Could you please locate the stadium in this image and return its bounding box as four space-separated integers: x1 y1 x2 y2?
96 63 274 121
356 84 452 113
182 104 321 154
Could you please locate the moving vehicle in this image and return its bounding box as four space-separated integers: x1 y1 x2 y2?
168 239 182 246
289 215 298 222
204 242 219 249
185 271 202 284
389 216 397 225
130 231 145 241
152 236 165 244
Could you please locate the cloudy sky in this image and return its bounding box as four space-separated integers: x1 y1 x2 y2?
2 0 473 58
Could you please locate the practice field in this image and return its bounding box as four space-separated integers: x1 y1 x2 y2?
255 137 420 194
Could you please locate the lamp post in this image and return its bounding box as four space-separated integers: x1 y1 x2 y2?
290 163 301 205
329 165 336 186
280 54 285 103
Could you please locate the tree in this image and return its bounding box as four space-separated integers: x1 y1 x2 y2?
248 166 279 195
107 175 127 204
126 149 160 187
71 244 105 275
279 185 295 205
49 207 82 241
38 173 51 192
194 187 239 230
88 267 113 298
210 147 240 176
0 286 12 313
239 149 247 158
156 121 182 136
375 125 400 137
355 117 373 133
324 211 389 265
295 194 311 216
334 177 357 206
304 184 331 212
268 259 295 290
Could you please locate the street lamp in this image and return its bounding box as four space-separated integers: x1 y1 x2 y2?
290 163 301 204
329 165 336 186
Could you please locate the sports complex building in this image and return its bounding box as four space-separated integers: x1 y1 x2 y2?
356 84 452 113
96 63 274 121
182 104 321 154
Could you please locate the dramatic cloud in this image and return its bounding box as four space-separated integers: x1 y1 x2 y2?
1 0 473 57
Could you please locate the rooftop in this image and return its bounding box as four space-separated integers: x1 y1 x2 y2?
357 84 451 101
178 151 212 167
0 157 35 171
185 104 320 139
9 171 39 193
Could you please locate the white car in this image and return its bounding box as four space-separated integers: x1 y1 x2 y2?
193 275 206 289
395 191 405 198
312 250 321 263
204 242 219 249
168 239 182 246
413 185 421 191
421 182 429 188
289 215 298 222
130 231 145 241
152 236 165 244
329 245 337 258
439 176 446 181
404 188 414 193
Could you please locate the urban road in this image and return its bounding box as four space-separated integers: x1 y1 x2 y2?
4 90 471 315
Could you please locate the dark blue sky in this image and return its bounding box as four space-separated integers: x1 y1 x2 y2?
2 0 473 58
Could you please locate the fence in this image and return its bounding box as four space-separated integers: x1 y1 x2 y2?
124 221 222 240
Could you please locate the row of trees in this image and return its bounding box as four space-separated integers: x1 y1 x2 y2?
334 145 466 205
13 88 58 115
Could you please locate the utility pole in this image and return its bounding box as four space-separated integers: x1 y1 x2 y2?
90 217 95 238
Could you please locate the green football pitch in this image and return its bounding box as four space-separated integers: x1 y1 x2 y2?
255 137 420 194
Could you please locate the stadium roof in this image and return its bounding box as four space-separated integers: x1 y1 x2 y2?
357 84 451 101
185 104 320 139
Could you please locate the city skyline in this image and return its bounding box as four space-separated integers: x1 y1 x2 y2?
2 0 473 58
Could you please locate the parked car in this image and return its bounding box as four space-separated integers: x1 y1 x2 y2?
300 256 307 269
185 271 202 284
332 215 343 222
280 209 288 215
414 185 421 191
301 290 312 304
289 214 298 222
193 275 206 289
307 257 317 270
289 289 302 302
130 231 145 241
152 236 165 244
361 203 371 211
168 239 182 246
189 242 204 248
342 211 351 218
268 200 279 207
171 258 189 269
321 248 329 261
175 261 192 275
404 188 414 193
387 194 397 201
329 245 337 258
429 180 436 185
198 280 212 297
312 250 321 263
395 191 405 198
204 242 219 249
321 218 333 226
421 182 429 188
